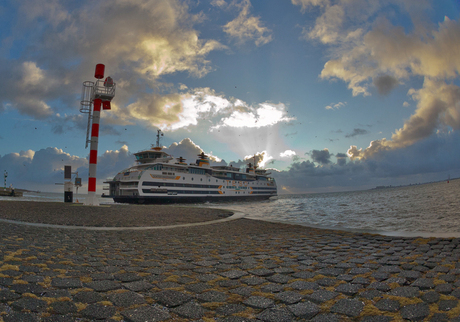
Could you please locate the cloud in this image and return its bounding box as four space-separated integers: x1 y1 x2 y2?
306 4 345 44
291 0 329 13
216 102 293 129
373 74 399 95
345 128 369 138
97 145 135 179
316 7 460 91
0 61 56 119
335 152 347 166
300 1 460 160
124 93 184 129
211 0 227 8
112 87 293 131
244 151 272 168
163 139 272 168
0 145 134 192
0 147 87 191
164 138 210 164
275 131 460 193
280 150 296 158
223 0 273 47
348 79 460 160
325 101 346 110
310 148 331 165
1 0 226 125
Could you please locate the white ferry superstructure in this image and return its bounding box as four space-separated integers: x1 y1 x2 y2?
104 135 277 204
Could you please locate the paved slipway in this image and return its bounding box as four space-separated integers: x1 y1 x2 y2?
1 202 460 321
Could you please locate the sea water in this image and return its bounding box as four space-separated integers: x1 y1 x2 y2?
1 179 459 237
202 178 460 238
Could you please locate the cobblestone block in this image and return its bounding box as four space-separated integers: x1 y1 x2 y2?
121 305 171 322
241 276 266 286
11 298 47 312
2 312 39 322
400 302 430 321
435 283 453 294
80 303 116 320
108 291 146 307
266 274 292 284
84 280 122 292
248 268 275 277
50 301 78 315
215 303 247 315
374 299 400 312
171 301 207 319
288 301 320 319
304 290 339 304
330 298 364 317
335 283 362 295
9 283 45 295
275 291 303 304
197 290 229 302
256 307 295 322
243 296 275 309
388 286 420 297
152 289 192 307
0 290 21 302
73 290 104 303
287 280 319 291
438 299 458 311
123 280 153 292
51 278 82 289
220 270 248 279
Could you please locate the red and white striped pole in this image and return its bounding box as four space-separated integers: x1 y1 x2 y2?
85 98 102 206
84 64 106 206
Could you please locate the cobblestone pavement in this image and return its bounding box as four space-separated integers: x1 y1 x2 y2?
1 216 460 321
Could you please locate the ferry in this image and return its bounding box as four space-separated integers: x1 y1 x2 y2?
103 131 277 204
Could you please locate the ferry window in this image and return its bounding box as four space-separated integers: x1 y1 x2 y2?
192 178 194 181
183 177 185 180
200 178 202 181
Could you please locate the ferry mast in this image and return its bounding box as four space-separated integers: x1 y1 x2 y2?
155 129 164 148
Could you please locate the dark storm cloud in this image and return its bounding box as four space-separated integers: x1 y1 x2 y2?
373 74 399 95
336 152 347 166
345 128 369 138
273 131 460 193
310 149 331 165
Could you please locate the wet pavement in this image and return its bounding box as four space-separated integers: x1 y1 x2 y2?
1 213 460 321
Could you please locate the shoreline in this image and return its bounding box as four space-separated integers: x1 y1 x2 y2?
248 217 460 239
1 199 459 238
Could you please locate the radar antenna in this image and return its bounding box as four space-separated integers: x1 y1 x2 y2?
155 130 164 148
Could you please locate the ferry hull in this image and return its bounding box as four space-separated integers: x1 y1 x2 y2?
110 194 274 204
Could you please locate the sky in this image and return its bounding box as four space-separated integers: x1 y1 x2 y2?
1 0 460 194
